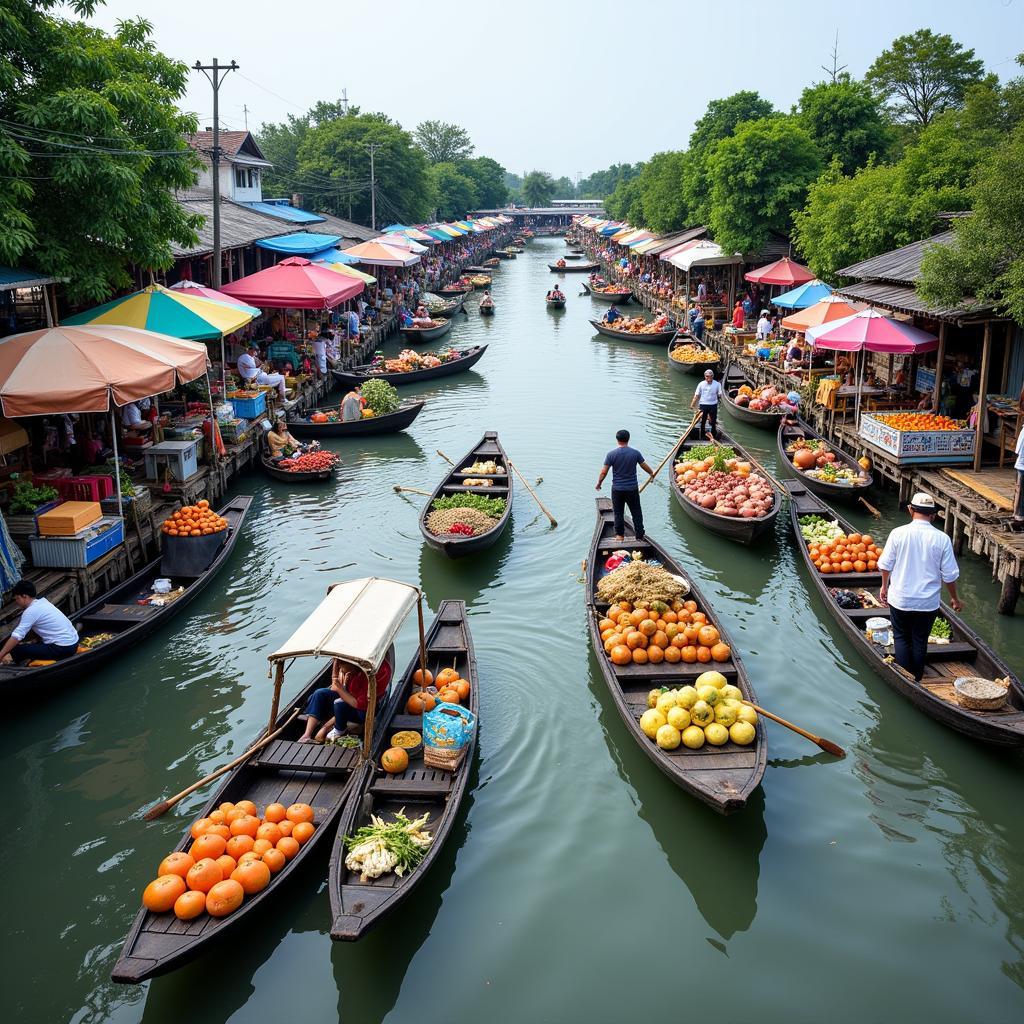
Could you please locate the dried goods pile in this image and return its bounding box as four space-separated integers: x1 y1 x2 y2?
426 492 506 537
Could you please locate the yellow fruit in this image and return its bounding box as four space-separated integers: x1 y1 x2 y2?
720 684 743 703
666 706 691 731
655 724 682 750
736 705 758 726
681 726 706 749
704 722 729 746
647 689 662 709
639 709 667 739
696 685 720 707
690 700 713 727
714 703 738 728
695 671 728 690
675 685 699 709
655 694 676 717
730 721 756 745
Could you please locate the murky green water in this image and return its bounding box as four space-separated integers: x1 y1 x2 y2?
3 238 1023 1023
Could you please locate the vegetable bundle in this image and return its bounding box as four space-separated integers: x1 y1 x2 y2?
343 811 433 882
432 493 506 518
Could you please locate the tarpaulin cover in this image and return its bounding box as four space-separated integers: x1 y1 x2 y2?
254 232 341 254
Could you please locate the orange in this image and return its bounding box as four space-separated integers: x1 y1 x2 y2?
232 859 271 895
681 646 698 663
413 668 433 685
143 874 187 912
663 645 681 664
229 814 260 839
261 848 286 874
218 801 236 815
696 646 712 663
256 822 282 846
237 851 263 866
277 819 295 838
158 852 194 880
186 857 223 894
206 879 244 918
225 834 255 860
225 808 247 824
291 821 315 845
190 817 213 840
631 648 648 665
252 839 274 856
277 836 300 860
453 679 471 701
285 803 314 824
263 802 287 824
208 809 227 825
646 645 665 665
215 854 237 877
173 890 207 921
234 800 258 817
190 833 227 860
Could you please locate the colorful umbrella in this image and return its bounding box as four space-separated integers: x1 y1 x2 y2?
220 257 364 309
312 261 377 285
169 280 260 308
772 279 833 310
338 241 421 268
805 308 938 353
744 257 815 287
376 233 428 254
781 296 865 332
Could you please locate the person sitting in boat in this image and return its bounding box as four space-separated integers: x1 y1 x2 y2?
604 305 623 325
479 290 494 309
297 654 393 743
341 388 365 423
555 258 567 268
784 339 806 371
0 580 80 665
266 418 305 460
731 301 745 329
546 286 565 301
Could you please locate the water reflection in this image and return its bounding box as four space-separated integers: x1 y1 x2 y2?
418 517 514 612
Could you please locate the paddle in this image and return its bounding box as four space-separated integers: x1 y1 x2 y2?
436 449 455 465
508 460 557 528
143 707 302 820
639 411 701 494
859 496 882 518
740 700 845 758
393 485 432 496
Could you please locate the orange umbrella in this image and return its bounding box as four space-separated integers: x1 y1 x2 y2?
781 296 865 332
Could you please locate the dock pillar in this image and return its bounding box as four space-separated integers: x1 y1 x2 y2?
997 573 1020 616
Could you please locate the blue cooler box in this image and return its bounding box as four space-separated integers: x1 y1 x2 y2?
29 516 125 568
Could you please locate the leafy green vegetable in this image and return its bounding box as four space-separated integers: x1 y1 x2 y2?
10 482 59 513
689 443 735 462
432 493 506 517
799 514 845 544
359 379 399 416
930 618 952 640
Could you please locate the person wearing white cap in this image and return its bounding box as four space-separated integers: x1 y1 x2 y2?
877 492 962 681
755 309 772 341
690 368 723 439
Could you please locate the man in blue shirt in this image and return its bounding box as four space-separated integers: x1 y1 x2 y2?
596 429 655 542
604 305 623 325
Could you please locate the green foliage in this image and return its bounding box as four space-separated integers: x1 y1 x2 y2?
0 2 200 303
432 492 506 517
604 175 643 222
865 28 985 127
551 175 575 198
521 170 555 207
358 378 399 416
10 481 58 513
797 76 892 174
707 118 822 255
258 100 351 198
457 156 507 208
414 120 473 164
429 161 477 220
689 91 776 152
629 152 690 233
576 162 641 200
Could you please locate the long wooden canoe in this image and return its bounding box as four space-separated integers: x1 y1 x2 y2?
419 431 512 559
586 498 767 813
546 297 566 309
329 600 477 938
288 401 425 439
549 261 599 273
436 285 471 298
667 334 721 377
721 362 785 429
582 281 632 303
331 346 487 388
669 421 782 545
399 319 452 343
784 480 1024 746
260 452 336 482
112 651 400 982
591 319 676 344
1 497 252 703
777 417 873 502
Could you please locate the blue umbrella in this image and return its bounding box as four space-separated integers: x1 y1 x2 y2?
773 279 833 309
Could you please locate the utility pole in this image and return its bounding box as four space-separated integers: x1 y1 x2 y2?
242 104 249 130
363 141 380 230
341 88 349 114
194 58 238 288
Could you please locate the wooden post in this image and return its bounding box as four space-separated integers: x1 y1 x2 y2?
362 662 376 761
931 322 946 411
1001 321 1013 393
973 321 992 471
416 592 429 691
268 660 284 736
997 571 1020 616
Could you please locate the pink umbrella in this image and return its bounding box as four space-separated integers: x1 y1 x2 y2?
169 279 258 308
745 256 815 287
220 257 364 309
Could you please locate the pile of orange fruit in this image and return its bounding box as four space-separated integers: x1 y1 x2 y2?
160 499 228 538
405 666 471 714
808 532 883 575
140 800 316 920
876 412 963 432
598 599 732 666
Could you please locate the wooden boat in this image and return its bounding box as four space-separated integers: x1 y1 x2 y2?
332 345 487 388
777 417 873 502
569 248 585 255
424 294 465 317
288 401 425 439
670 421 782 545
495 249 516 259
260 451 337 482
329 599 478 938
591 319 676 344
546 297 566 309
436 284 471 299
563 253 584 260
463 265 490 274
419 431 512 559
482 258 500 269
667 334 720 376
507 245 524 254
585 498 767 813
720 362 784 430
399 318 452 343
784 481 1024 746
479 303 495 317
469 275 492 289
1 496 252 703
582 281 632 303
111 577 419 982
548 261 599 273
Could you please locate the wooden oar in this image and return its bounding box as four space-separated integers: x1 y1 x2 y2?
639 411 701 493
740 700 845 758
143 707 302 820
859 496 882 518
394 485 432 496
436 449 454 465
508 459 557 527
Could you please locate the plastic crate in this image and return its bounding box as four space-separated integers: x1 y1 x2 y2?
228 392 267 419
29 516 124 568
50 475 114 503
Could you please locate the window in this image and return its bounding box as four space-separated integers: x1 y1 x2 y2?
233 167 258 190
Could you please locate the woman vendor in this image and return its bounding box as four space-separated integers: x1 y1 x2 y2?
265 418 304 459
297 654 393 743
340 388 365 423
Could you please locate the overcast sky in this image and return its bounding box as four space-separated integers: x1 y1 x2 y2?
88 0 1021 180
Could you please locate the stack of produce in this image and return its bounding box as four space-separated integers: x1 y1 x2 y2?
669 343 719 365
426 493 506 537
734 383 785 411
786 439 867 485
676 445 774 518
138 801 316 921
277 451 338 473
606 317 670 334
460 459 503 474
591 282 627 294
359 379 399 416
639 671 757 750
343 810 434 883
875 412 964 431
405 666 471 712
372 348 460 374
799 515 883 574
160 500 227 537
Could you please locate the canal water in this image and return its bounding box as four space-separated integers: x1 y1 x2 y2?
3 237 1023 1023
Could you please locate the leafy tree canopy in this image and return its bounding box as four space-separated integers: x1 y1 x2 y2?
689 90 776 152
631 151 690 233
456 156 507 208
414 120 473 164
521 170 555 207
576 162 641 200
798 75 892 174
429 161 477 221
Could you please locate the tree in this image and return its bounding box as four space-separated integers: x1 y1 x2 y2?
605 176 643 222
295 112 433 225
576 162 640 200
798 75 892 174
429 162 478 221
457 156 508 208
552 175 575 199
521 170 555 207
631 151 690 233
258 100 354 197
689 91 776 152
414 120 473 164
865 29 985 128
707 118 822 255
0 2 200 302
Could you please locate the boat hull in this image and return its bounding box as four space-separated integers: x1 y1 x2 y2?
331 346 487 388
288 402 425 438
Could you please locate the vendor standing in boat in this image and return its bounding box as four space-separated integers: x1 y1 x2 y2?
690 369 723 439
297 656 393 743
731 301 745 329
878 492 962 682
479 289 494 309
546 285 565 301
0 580 79 665
595 429 655 543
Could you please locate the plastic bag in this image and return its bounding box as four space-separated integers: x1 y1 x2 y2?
422 701 475 772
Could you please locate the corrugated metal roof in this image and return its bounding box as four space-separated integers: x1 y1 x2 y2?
835 280 994 323
307 212 377 243
241 201 326 224
641 226 709 256
170 197 296 257
838 231 956 283
0 266 66 291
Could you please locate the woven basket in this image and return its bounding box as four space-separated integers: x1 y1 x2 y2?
953 676 1009 710
423 744 467 772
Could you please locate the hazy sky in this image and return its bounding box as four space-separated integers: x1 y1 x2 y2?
88 0 1020 180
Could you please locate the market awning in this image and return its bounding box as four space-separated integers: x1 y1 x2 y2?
437 224 465 237
221 257 364 310
267 577 419 674
375 233 427 254
667 241 743 272
0 265 68 291
340 241 420 267
781 295 866 332
806 308 939 353
623 231 656 248
772 279 833 309
307 246 359 265
314 262 377 285
599 223 625 236
255 232 341 254
426 229 451 242
169 280 260 308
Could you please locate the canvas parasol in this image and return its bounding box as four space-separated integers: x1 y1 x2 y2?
781 295 865 332
744 256 815 287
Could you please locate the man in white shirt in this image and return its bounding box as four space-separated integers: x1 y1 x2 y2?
878 492 962 681
121 398 152 435
689 369 723 440
237 344 290 404
755 309 773 341
1012 425 1024 527
0 581 80 664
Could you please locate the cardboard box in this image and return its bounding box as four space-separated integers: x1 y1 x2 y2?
37 500 102 536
